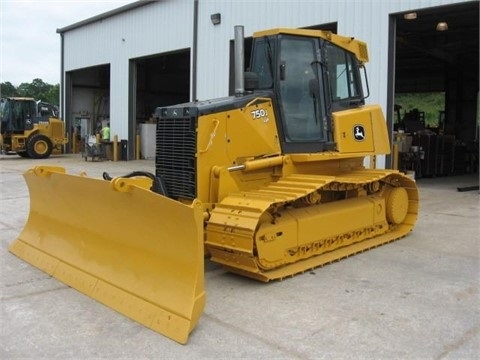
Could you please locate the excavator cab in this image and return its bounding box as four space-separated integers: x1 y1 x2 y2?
9 28 418 344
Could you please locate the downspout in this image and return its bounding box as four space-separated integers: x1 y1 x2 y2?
59 31 69 152
385 14 397 168
192 0 198 101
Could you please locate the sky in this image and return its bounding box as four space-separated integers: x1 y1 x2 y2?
1 0 135 87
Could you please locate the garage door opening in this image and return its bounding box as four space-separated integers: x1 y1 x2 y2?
131 49 190 159
389 1 479 178
66 64 110 154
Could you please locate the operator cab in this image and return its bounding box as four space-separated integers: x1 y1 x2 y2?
0 98 59 135
0 97 37 134
249 30 366 153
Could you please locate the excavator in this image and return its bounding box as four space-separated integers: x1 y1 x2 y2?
0 97 67 158
9 27 418 344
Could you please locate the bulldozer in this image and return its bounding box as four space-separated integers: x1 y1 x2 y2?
9 27 418 344
0 97 68 158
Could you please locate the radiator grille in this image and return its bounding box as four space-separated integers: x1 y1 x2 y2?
155 117 197 200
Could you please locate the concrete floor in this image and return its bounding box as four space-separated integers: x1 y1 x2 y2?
1 154 479 359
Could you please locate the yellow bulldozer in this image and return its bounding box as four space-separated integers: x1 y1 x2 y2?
9 27 418 344
0 97 67 158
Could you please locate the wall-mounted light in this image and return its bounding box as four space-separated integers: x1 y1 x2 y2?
403 12 417 20
210 13 221 25
436 21 448 31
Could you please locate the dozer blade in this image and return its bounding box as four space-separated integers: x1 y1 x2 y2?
9 166 205 344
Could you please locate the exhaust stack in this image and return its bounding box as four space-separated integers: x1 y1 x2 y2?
234 25 245 96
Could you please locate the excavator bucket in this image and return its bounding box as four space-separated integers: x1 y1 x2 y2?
9 166 205 344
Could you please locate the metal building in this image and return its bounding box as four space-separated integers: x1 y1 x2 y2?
57 0 478 169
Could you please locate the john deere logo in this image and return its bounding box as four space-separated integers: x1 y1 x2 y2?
353 125 365 141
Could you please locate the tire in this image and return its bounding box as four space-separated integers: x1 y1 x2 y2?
17 151 30 158
27 134 53 159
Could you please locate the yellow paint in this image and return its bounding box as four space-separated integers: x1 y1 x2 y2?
7 28 420 345
9 166 205 344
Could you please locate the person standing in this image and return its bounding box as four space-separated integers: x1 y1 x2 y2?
101 122 110 142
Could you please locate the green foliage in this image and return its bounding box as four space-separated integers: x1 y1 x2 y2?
1 79 59 106
1 81 18 97
395 92 445 127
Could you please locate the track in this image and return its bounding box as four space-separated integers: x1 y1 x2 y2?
205 169 419 281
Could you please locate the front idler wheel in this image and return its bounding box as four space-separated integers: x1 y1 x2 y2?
385 186 409 225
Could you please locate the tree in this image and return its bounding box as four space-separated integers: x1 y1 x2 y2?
1 79 59 105
45 83 60 105
0 81 18 97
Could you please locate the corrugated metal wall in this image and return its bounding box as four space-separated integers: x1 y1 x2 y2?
62 0 193 141
62 0 465 143
195 0 461 104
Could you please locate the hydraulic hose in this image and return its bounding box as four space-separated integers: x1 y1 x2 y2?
102 171 169 197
